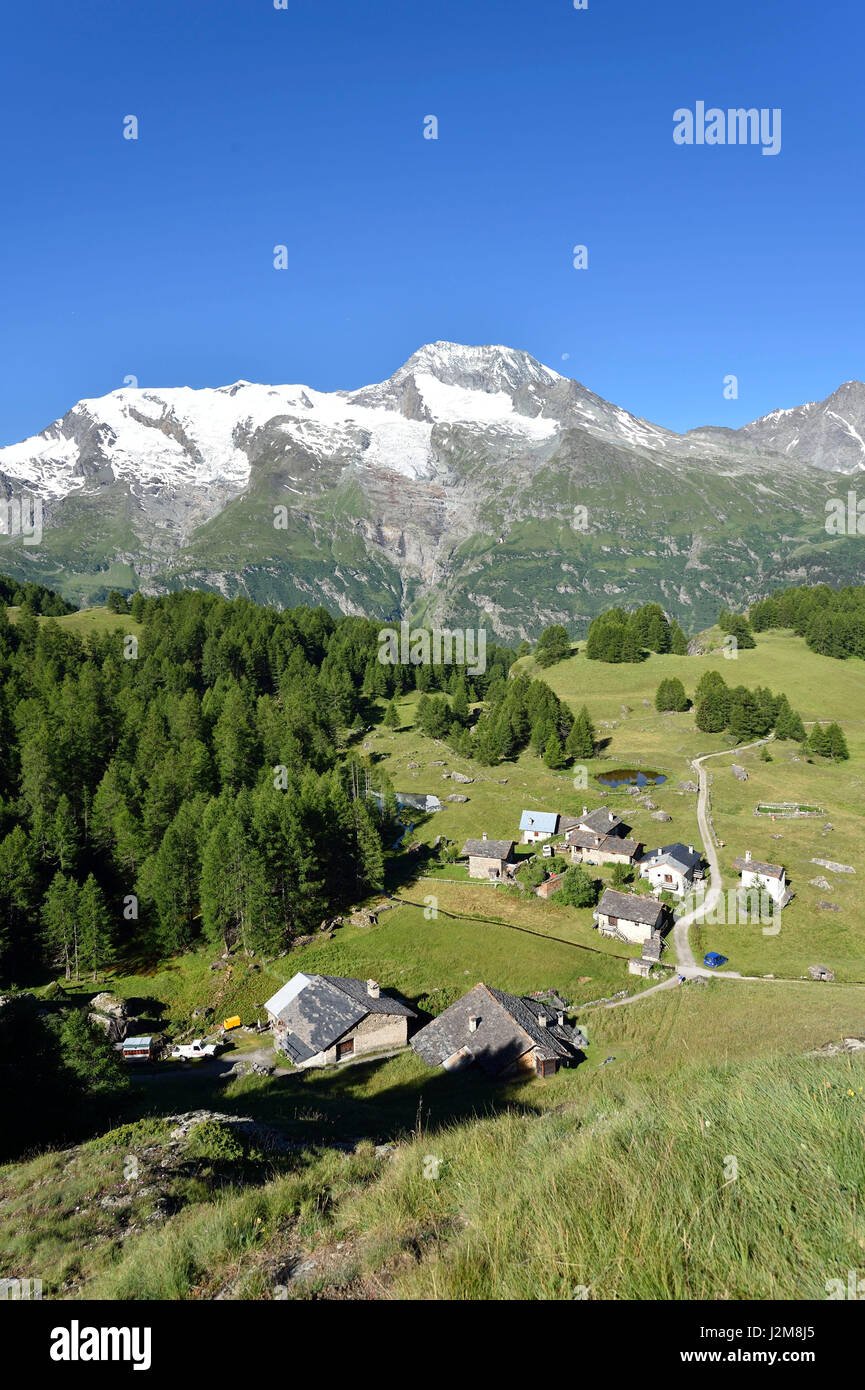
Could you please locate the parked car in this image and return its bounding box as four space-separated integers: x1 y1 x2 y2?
703 952 728 968
170 1039 218 1061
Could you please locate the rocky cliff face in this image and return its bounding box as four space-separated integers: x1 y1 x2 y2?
688 380 865 474
1 343 863 636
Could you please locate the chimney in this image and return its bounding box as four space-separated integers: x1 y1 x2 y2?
556 1009 565 1026
537 1012 547 1028
609 811 614 823
366 979 380 999
482 832 488 841
469 1015 480 1033
688 845 694 855
745 849 752 862
582 805 588 816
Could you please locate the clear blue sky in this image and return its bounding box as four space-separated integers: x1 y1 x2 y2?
1 0 861 445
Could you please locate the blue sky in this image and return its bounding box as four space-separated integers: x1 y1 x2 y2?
1 0 861 445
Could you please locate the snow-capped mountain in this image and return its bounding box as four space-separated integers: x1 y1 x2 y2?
688 379 865 473
0 340 771 514
0 343 862 637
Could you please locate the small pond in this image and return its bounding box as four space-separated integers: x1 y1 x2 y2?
596 768 667 789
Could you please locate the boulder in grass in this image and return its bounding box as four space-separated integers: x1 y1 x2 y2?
446 794 469 802
651 810 672 822
808 964 835 981
812 858 855 874
89 1012 128 1043
90 991 129 1019
810 876 832 891
451 772 474 784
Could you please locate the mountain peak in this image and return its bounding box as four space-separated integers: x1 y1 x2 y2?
393 341 564 393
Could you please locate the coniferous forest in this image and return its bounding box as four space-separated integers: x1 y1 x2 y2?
0 590 525 982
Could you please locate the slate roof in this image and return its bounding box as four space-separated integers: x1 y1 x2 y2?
568 828 641 857
519 810 559 834
264 973 415 1056
597 888 665 927
411 982 585 1076
319 975 416 1017
278 1032 318 1064
640 842 702 874
732 856 784 879
461 838 514 861
573 806 624 834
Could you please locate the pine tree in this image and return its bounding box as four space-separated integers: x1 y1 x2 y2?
566 706 596 759
647 614 671 653
695 690 728 733
825 722 849 760
42 873 81 981
78 875 114 982
452 677 469 723
384 698 400 729
808 723 831 756
0 826 37 974
213 686 259 790
535 625 572 668
655 678 687 712
49 795 79 873
352 800 385 895
669 622 688 655
621 623 644 663
60 1010 129 1096
543 732 566 768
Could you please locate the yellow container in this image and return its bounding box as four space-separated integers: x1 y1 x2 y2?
223 1016 241 1031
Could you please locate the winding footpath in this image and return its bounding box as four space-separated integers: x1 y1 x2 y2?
606 735 775 1008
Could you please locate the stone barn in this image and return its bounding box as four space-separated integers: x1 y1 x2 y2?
263 973 416 1068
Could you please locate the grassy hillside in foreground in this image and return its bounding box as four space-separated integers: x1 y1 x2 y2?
3 992 863 1300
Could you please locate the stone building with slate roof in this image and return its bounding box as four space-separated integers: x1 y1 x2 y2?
731 850 792 907
411 982 586 1079
638 842 703 896
461 835 515 879
563 806 641 867
263 973 416 1068
594 888 666 945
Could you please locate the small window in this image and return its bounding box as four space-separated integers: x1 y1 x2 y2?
337 1039 355 1059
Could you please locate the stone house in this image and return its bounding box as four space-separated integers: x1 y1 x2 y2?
731 850 791 907
411 982 586 1080
564 806 641 867
628 933 663 977
638 842 702 896
594 888 666 945
461 835 515 880
263 973 416 1068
